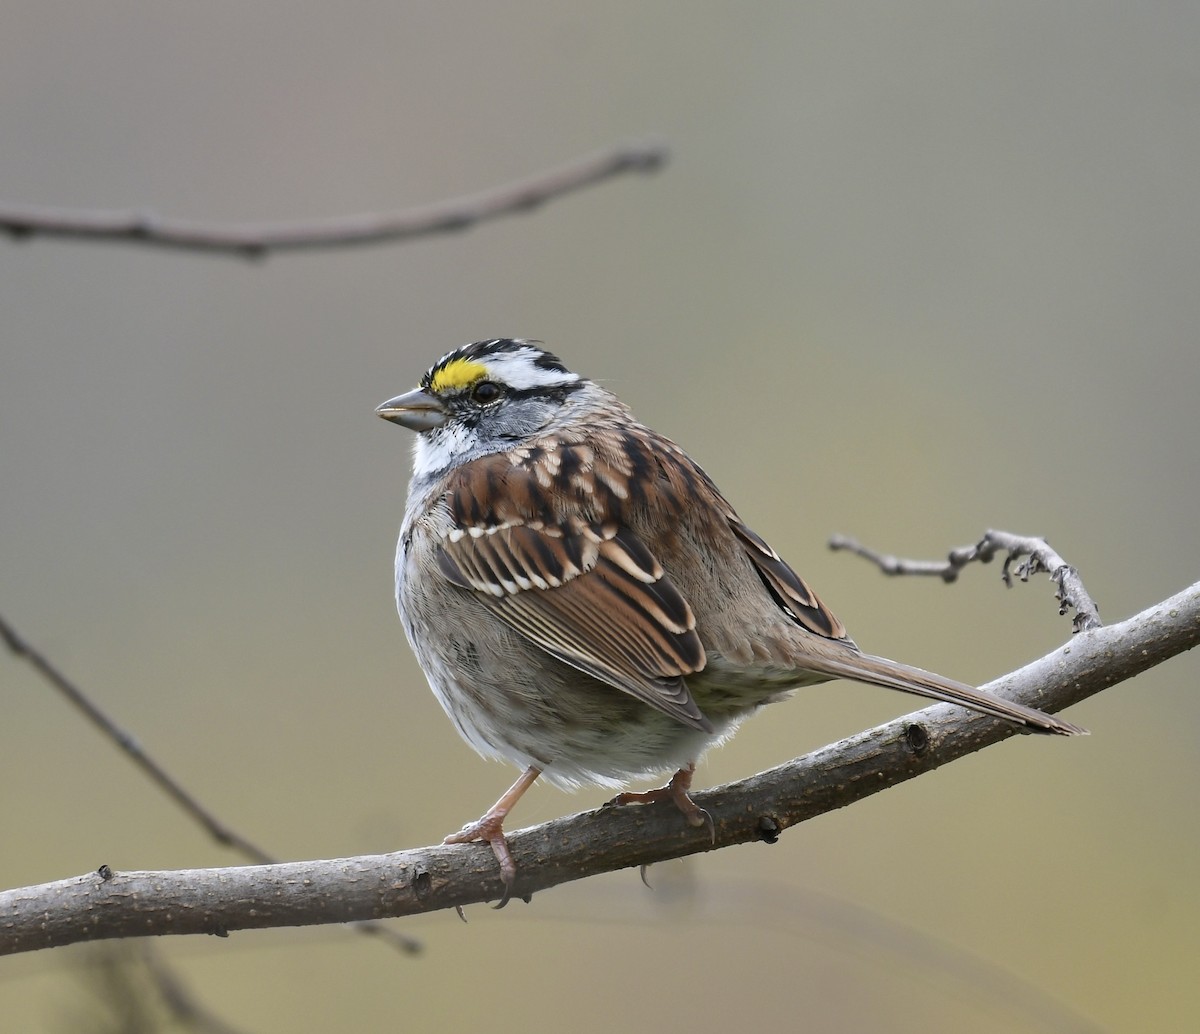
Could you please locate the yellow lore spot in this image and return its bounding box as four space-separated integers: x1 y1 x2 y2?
429 358 487 393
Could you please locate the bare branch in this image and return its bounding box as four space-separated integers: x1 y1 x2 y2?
0 611 420 956
829 529 1103 632
4 580 1195 957
1 613 270 862
0 139 668 258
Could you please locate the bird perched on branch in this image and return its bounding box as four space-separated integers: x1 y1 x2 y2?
377 339 1084 897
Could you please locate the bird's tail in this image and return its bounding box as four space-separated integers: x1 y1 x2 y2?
808 650 1086 736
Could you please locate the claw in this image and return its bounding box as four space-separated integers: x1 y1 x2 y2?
608 762 713 842
444 815 518 905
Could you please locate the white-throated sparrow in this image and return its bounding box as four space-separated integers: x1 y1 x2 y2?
378 339 1084 893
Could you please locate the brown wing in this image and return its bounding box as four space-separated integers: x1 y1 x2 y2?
727 517 850 641
648 439 851 644
435 456 712 733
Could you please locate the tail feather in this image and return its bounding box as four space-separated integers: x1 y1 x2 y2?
808 651 1087 736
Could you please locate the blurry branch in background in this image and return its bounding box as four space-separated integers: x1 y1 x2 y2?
0 615 271 863
829 529 1103 632
3 579 1196 956
0 139 667 258
0 611 421 957
75 942 249 1034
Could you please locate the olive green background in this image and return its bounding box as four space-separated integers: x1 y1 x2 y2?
3 4 1197 1032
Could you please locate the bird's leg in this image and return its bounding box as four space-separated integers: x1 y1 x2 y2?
444 765 541 904
606 762 714 841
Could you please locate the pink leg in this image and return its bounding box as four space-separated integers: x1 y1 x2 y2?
444 765 542 901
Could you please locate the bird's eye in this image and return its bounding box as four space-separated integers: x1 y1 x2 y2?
471 380 503 404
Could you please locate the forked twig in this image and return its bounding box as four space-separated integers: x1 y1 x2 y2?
829 529 1102 632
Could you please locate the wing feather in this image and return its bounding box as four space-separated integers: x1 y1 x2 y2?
435 457 712 732
728 517 849 641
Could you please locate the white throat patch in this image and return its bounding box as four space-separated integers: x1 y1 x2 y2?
411 421 477 483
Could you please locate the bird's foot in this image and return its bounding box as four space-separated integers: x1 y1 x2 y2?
444 815 518 907
606 762 714 842
443 765 541 908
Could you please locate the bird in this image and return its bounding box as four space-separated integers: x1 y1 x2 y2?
377 338 1084 895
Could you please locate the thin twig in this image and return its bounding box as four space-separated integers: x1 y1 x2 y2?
0 139 668 258
0 613 268 861
0 611 421 955
4 580 1196 955
829 529 1103 632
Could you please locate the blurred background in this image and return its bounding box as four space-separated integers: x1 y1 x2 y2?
2 3 1197 1031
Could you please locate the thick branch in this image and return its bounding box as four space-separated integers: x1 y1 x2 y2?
0 139 667 257
3 581 1196 957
